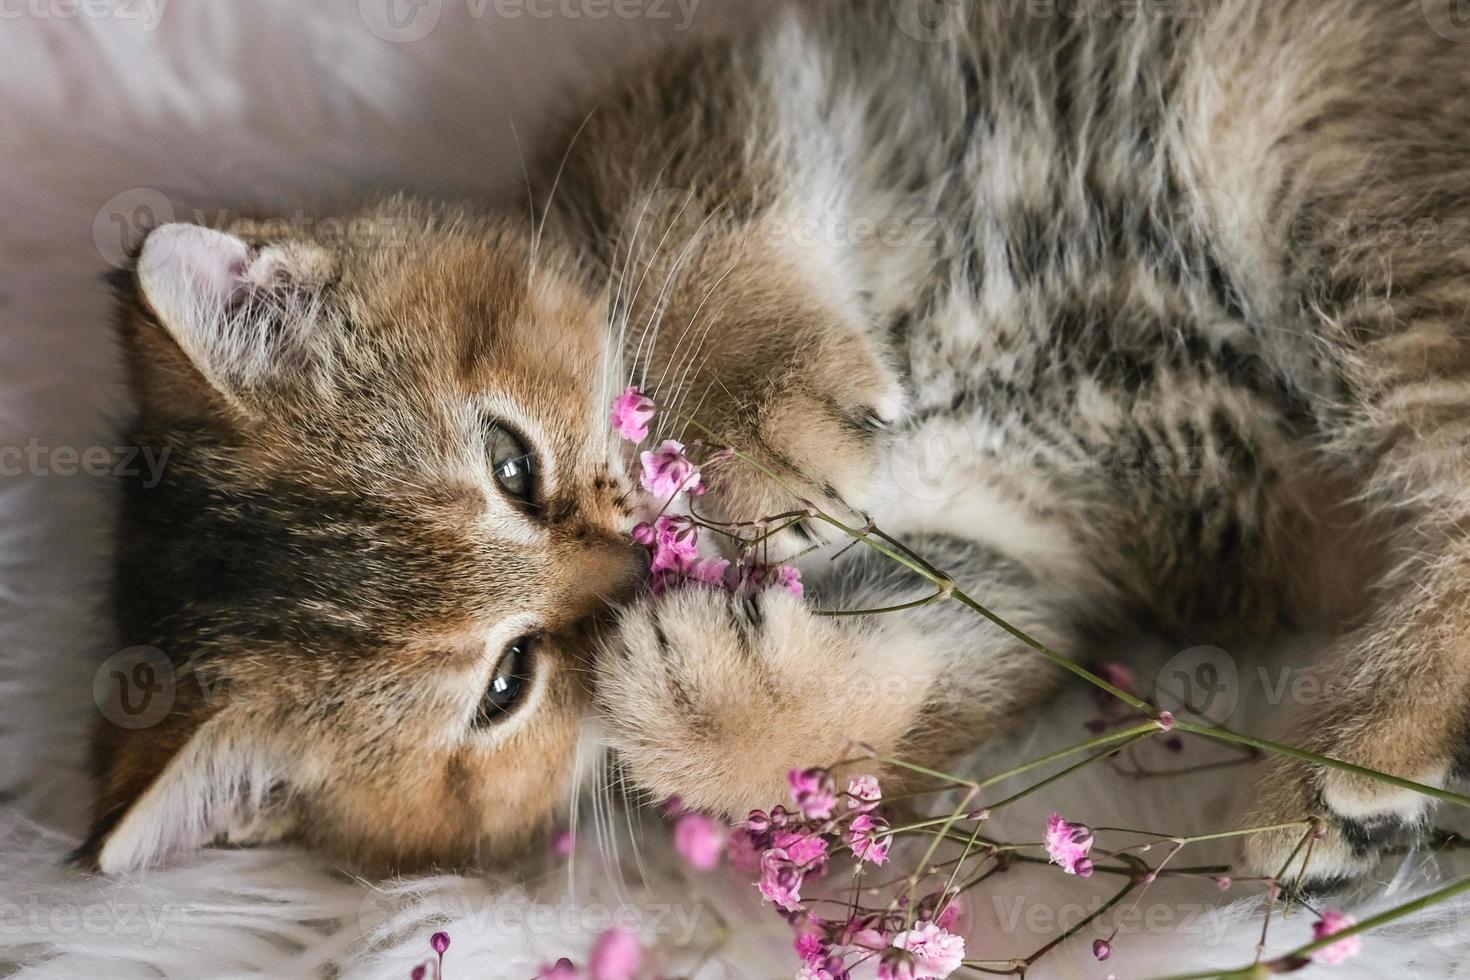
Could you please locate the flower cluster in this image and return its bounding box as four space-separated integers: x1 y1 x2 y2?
598 385 1382 979
614 386 802 599
1312 909 1362 965
721 770 964 980
611 386 657 443
1044 812 1095 878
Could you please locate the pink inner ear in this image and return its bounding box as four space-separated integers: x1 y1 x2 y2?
138 224 253 311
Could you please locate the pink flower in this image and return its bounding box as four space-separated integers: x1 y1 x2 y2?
851 927 891 950
886 923 966 979
588 928 643 980
649 516 699 575
845 814 892 866
788 768 837 820
687 556 731 588
1044 813 1095 877
728 825 763 872
1311 909 1362 965
640 439 701 498
794 932 826 966
797 967 835 980
772 830 829 870
612 386 657 443
759 848 805 911
934 895 964 932
537 959 580 980
674 812 726 871
771 564 804 598
847 775 882 812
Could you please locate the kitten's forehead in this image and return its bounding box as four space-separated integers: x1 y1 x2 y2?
337 216 602 385
299 216 608 474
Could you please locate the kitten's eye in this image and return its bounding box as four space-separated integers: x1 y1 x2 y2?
475 636 535 727
485 422 537 504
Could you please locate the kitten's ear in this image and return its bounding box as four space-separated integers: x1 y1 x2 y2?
130 223 337 414
79 711 300 874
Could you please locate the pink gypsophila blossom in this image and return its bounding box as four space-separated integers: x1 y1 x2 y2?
759 848 805 911
728 825 763 872
934 895 964 932
687 556 731 589
788 768 837 820
797 968 836 980
640 439 702 498
1312 909 1363 965
537 959 579 980
1044 813 1095 877
649 516 699 575
847 775 882 812
611 386 656 443
772 563 803 598
845 814 892 866
588 928 643 980
674 812 726 871
772 830 829 870
887 923 966 980
794 932 827 967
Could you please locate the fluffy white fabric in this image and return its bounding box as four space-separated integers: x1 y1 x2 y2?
1 2 1467 976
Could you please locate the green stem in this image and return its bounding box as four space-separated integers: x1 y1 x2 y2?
1092 822 1313 848
986 734 1155 813
1157 873 1470 980
1173 722 1470 809
1022 880 1137 967
980 722 1162 789
814 590 948 617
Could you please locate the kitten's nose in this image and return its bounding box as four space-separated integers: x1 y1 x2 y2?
554 530 648 616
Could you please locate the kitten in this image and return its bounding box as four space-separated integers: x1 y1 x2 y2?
89 0 1470 889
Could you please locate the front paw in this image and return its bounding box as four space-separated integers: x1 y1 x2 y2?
1239 742 1445 889
694 338 906 551
593 586 928 817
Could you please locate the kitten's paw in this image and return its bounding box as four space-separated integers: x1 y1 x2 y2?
1239 746 1445 888
594 585 929 817
695 337 906 552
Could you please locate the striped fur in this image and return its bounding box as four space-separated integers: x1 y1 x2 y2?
95 0 1470 882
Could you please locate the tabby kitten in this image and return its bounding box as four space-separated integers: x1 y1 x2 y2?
90 0 1470 887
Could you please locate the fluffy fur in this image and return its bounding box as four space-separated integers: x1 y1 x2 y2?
3 0 1470 976
572 0 1470 886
